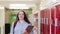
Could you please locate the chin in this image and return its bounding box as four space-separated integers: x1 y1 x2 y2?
20 19 23 20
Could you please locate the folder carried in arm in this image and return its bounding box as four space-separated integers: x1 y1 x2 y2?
26 25 34 33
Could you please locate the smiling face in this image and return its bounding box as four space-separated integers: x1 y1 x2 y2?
16 10 30 24
18 11 24 20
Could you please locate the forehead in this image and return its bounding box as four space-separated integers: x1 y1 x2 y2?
19 11 24 14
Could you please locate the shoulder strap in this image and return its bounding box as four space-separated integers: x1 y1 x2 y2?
13 21 17 34
14 21 17 28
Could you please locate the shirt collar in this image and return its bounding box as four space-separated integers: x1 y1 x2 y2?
18 20 25 24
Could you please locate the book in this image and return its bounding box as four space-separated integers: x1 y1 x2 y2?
26 25 34 33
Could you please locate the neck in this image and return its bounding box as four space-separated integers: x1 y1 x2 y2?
19 19 24 23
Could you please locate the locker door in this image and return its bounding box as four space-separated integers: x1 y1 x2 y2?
47 8 51 34
55 4 60 34
51 4 60 34
43 9 48 34
40 10 44 34
51 6 56 34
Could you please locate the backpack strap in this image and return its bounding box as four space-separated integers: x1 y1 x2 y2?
13 21 17 34
14 21 17 28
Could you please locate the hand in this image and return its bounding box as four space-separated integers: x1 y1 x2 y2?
23 30 29 34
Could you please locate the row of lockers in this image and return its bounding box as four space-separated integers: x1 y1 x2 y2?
40 4 60 34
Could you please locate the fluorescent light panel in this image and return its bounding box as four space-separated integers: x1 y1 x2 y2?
9 4 29 9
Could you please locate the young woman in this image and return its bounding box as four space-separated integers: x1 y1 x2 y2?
10 10 34 34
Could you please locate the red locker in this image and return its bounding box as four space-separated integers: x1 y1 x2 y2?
51 6 56 34
40 8 51 34
46 8 51 34
55 4 60 34
40 10 44 34
40 4 60 34
51 4 60 34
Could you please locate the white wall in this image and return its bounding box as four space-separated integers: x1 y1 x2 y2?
0 7 5 34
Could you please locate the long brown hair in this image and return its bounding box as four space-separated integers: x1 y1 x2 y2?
15 10 31 24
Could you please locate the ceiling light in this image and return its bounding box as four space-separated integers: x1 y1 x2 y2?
9 4 29 9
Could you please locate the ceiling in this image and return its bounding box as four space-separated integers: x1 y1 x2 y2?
0 0 40 8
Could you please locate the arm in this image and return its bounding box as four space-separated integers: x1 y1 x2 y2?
30 29 34 34
23 25 34 34
23 30 30 34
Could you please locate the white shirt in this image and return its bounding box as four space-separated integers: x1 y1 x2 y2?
10 20 34 34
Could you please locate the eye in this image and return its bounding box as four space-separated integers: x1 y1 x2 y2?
19 14 21 15
19 14 24 15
